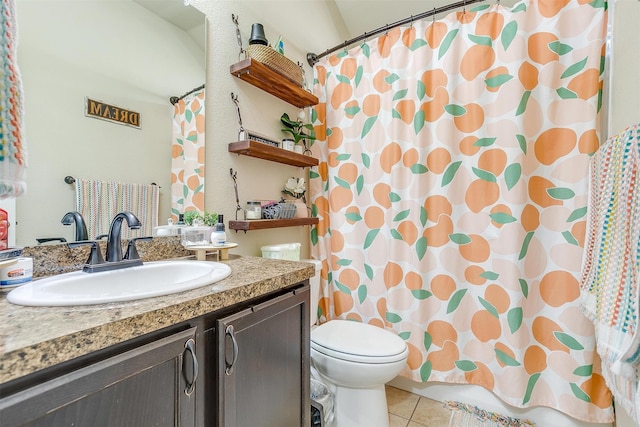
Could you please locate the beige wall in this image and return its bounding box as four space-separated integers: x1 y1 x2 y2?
608 0 640 137
15 0 204 246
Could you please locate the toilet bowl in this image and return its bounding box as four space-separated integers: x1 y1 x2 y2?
305 260 409 427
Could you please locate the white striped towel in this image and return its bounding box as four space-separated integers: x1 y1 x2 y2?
0 0 27 198
75 179 159 240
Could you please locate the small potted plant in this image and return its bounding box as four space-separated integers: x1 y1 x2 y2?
202 211 218 227
184 210 218 226
183 211 200 226
280 112 315 154
181 210 219 246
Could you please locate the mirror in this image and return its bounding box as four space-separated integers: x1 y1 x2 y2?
14 0 205 247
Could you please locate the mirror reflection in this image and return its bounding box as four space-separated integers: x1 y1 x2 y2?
13 0 205 247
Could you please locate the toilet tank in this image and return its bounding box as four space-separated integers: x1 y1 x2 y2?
302 259 322 326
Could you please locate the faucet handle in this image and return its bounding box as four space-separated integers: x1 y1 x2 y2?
36 237 68 244
68 241 105 267
125 237 153 261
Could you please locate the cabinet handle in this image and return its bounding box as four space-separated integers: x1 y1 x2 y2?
225 325 239 376
183 338 198 396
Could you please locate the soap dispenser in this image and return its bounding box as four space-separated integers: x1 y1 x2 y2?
210 214 226 246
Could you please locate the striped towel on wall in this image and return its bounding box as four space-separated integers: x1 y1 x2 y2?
75 179 159 240
0 0 27 198
579 123 640 422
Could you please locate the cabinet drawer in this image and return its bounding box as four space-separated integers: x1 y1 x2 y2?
0 327 198 427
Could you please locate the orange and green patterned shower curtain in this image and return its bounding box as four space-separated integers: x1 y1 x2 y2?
310 0 612 422
171 89 205 219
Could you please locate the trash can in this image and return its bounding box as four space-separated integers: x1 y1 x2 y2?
310 378 334 427
260 242 301 261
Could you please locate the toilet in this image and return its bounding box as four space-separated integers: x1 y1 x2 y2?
306 260 409 427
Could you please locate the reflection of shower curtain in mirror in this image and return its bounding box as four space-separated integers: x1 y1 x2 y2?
171 89 205 220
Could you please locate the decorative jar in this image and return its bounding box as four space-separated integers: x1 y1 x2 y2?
245 201 262 220
181 226 211 247
282 138 294 151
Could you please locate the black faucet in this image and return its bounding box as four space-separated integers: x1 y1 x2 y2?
68 211 150 273
105 211 141 263
61 211 88 241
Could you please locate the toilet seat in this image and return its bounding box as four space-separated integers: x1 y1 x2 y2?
311 320 408 364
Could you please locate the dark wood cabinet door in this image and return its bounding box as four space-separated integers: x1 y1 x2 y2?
214 286 310 427
0 327 198 427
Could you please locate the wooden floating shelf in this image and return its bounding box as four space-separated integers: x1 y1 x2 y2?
229 218 319 232
229 140 319 167
230 58 319 108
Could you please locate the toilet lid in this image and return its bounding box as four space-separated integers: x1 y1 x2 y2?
311 320 408 363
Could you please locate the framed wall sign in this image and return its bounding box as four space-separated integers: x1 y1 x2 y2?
85 97 141 129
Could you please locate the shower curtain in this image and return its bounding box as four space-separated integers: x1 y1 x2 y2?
171 88 205 219
310 0 612 422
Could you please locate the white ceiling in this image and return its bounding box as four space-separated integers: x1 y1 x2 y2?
136 0 519 59
132 0 206 50
133 0 203 31
240 0 519 57
335 0 479 38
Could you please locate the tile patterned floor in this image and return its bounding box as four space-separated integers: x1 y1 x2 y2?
386 385 452 427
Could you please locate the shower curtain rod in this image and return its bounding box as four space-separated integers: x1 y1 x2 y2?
307 0 487 66
169 83 205 105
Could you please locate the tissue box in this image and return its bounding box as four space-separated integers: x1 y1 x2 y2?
261 243 301 261
181 226 211 247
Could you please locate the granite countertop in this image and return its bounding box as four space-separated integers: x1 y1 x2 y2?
0 255 315 384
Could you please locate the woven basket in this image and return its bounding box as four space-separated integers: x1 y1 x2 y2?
261 202 297 219
277 203 297 219
247 44 303 87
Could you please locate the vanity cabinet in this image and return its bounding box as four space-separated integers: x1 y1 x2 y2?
0 282 310 427
0 327 198 427
210 285 310 427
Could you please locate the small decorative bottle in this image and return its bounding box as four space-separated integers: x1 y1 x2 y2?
210 214 227 246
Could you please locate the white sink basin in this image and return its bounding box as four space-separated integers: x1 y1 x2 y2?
7 260 231 306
